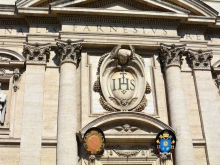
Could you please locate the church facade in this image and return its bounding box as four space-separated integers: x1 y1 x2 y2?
0 0 220 165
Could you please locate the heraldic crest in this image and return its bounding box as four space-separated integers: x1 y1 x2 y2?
93 45 151 112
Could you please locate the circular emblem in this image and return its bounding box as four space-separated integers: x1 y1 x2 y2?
84 128 105 155
155 129 176 154
93 45 151 112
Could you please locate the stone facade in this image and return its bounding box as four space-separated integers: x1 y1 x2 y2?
0 0 220 165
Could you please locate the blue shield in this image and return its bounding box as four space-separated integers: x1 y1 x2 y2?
160 139 171 153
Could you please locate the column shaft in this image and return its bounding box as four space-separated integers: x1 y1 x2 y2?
165 66 194 165
20 64 45 165
57 62 78 165
194 70 220 164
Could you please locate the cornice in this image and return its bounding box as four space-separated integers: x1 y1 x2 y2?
170 0 218 17
177 24 208 32
58 13 181 27
0 5 16 16
17 7 49 15
0 18 28 26
25 16 60 25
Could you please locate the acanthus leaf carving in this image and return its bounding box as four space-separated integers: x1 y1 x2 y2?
188 49 213 69
23 42 51 62
56 39 83 64
159 43 185 69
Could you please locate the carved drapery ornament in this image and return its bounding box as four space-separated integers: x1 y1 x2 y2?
93 45 151 112
159 44 185 69
56 39 83 64
13 68 21 92
0 83 6 125
23 42 51 62
188 49 213 69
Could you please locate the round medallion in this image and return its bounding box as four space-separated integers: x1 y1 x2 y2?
84 128 105 155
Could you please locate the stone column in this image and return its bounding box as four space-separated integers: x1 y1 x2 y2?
188 49 220 164
159 44 194 165
56 39 83 165
20 43 51 165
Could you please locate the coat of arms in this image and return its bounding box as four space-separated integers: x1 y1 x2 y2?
155 130 176 159
93 45 151 112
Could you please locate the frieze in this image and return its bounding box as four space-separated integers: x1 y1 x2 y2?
93 45 151 112
59 14 180 27
188 49 213 69
105 145 155 158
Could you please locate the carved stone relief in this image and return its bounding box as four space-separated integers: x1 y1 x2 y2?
93 45 151 112
23 42 51 62
159 43 185 69
188 49 213 69
13 68 21 92
0 83 6 125
56 39 83 64
105 145 156 158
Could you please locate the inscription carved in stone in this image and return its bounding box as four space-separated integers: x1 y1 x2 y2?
93 45 151 112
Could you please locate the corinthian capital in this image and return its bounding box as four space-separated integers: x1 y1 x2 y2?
23 42 51 62
159 43 185 69
188 49 213 70
56 39 83 64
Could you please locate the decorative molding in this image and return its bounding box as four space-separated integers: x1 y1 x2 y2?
93 45 151 112
81 112 175 134
23 42 51 62
106 145 155 158
188 49 213 70
114 124 139 133
0 18 28 26
59 14 180 27
0 83 6 125
25 16 60 25
0 49 25 61
55 39 83 65
159 43 185 69
13 68 21 92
